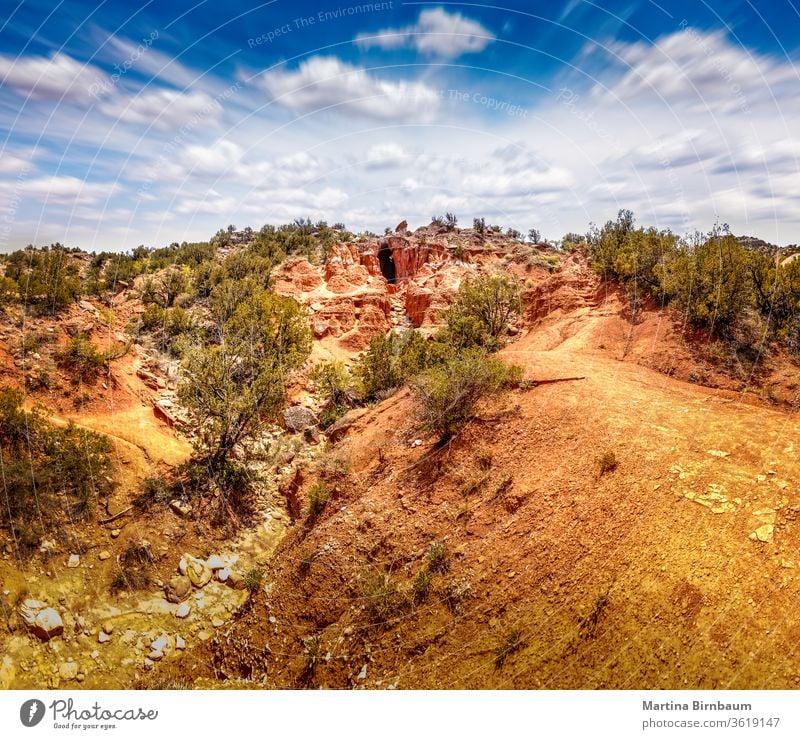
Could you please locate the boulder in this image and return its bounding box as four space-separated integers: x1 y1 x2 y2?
283 406 318 432
183 556 212 588
164 575 192 603
395 220 408 233
20 600 64 641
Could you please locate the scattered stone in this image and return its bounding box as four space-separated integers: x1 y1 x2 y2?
178 557 188 576
283 405 318 432
357 664 368 680
19 600 64 641
268 615 277 625
706 449 730 458
164 576 192 604
98 550 111 561
169 499 192 518
749 524 774 543
39 539 57 556
151 635 169 653
211 617 225 628
98 631 111 644
143 658 154 670
59 661 79 681
110 529 121 539
66 554 80 568
175 635 186 650
217 568 231 583
102 621 114 635
175 603 190 619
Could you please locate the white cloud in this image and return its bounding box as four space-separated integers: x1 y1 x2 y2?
0 147 39 174
105 35 200 90
364 142 407 169
182 139 244 176
0 52 105 103
257 56 440 120
98 88 220 129
356 8 495 59
1 175 119 204
600 28 797 113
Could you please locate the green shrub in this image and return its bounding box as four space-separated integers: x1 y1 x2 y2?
662 232 751 334
356 329 439 400
440 274 521 351
361 569 404 624
0 389 115 558
59 333 106 381
309 361 356 427
427 541 449 573
306 481 330 518
410 349 521 443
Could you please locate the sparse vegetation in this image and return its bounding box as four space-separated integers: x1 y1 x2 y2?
410 349 521 443
306 481 330 518
0 389 115 558
579 591 610 639
58 333 107 382
596 450 618 478
494 629 524 669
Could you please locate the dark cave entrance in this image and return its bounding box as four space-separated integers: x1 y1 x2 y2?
378 243 397 284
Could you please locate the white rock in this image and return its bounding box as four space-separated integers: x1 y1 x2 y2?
66 554 80 568
175 635 186 650
175 603 190 619
206 555 224 570
151 635 169 653
217 568 231 582
357 664 368 680
98 631 111 644
19 600 64 641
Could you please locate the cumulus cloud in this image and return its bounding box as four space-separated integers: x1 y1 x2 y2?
0 52 105 103
599 28 797 113
257 56 440 120
356 8 495 59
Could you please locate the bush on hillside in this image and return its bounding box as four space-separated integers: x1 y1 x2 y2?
409 349 521 443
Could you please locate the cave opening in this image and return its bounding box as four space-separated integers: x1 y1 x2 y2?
378 243 397 284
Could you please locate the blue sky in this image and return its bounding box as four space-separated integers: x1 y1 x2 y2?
1 0 800 251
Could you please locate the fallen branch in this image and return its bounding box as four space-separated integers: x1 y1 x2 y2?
99 506 133 525
530 376 586 386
